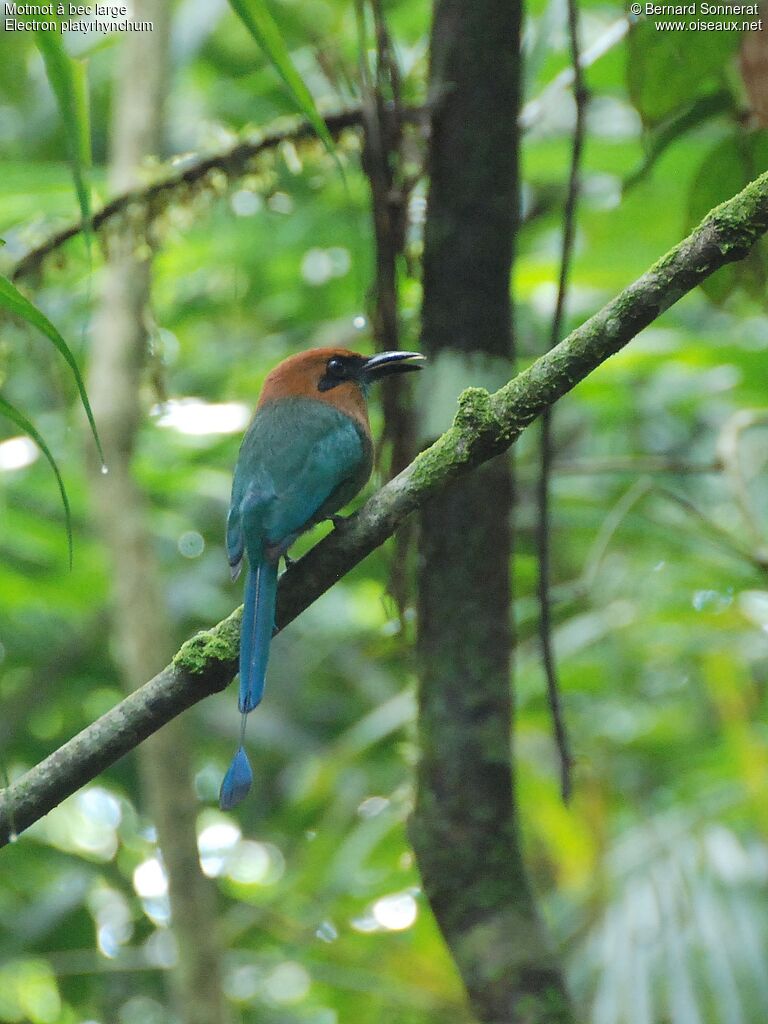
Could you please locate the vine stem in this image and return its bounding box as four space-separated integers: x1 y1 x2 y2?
536 0 588 803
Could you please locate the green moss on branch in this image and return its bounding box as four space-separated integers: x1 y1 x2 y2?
173 608 241 676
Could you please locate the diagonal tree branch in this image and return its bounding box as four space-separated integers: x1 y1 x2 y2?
2 168 768 847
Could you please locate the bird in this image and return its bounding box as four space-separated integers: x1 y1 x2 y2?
220 346 425 810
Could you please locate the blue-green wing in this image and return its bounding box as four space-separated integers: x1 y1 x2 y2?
226 466 276 578
228 398 370 567
265 417 368 543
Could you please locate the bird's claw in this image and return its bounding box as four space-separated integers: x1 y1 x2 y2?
329 513 348 530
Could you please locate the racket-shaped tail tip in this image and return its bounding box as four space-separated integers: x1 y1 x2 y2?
219 746 253 810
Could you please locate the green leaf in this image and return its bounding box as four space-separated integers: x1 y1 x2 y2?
227 0 337 159
687 132 768 304
35 33 92 254
0 274 104 466
624 91 734 192
0 396 72 567
627 16 737 126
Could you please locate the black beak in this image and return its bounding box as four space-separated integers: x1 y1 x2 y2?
361 350 426 381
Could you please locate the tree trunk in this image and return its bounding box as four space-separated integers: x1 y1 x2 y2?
410 1 575 1021
87 4 231 1023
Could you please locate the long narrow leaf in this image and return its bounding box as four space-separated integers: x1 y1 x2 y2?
35 32 93 254
227 0 337 158
0 396 72 567
0 274 104 466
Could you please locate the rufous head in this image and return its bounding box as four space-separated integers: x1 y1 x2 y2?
258 347 425 430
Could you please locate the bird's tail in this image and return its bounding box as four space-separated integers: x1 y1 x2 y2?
219 561 278 810
239 561 278 714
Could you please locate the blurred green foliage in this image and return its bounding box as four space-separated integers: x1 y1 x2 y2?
1 1 768 1022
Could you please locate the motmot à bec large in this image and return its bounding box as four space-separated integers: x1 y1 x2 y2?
220 346 425 810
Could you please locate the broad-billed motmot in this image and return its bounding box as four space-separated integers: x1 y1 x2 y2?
220 347 425 810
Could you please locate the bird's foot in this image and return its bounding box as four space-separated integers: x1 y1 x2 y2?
329 513 348 530
283 552 295 569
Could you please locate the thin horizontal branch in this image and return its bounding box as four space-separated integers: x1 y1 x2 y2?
2 168 768 846
10 106 425 282
10 108 361 281
12 21 633 286
8 18 633 285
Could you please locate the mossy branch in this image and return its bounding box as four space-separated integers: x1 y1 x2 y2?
2 169 768 846
10 106 425 283
10 109 361 281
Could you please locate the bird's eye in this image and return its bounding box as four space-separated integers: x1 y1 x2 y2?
318 355 352 392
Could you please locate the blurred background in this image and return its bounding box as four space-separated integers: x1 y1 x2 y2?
1 0 768 1022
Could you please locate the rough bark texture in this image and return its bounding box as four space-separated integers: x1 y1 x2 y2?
3 166 768 845
87 5 231 1023
410 1 574 1021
